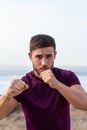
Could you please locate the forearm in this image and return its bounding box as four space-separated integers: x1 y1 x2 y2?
0 94 11 119
49 79 87 110
0 79 28 120
0 94 17 120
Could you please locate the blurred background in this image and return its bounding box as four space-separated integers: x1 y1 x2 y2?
0 0 87 94
0 1 87 130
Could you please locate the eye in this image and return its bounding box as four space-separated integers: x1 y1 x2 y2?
35 55 42 59
46 54 52 59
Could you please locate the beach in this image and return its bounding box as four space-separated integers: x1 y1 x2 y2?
0 105 87 130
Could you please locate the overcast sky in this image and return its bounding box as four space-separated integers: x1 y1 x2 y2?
0 0 87 67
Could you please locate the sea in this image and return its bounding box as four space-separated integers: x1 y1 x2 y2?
0 65 87 95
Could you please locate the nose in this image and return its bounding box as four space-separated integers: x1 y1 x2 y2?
41 58 48 66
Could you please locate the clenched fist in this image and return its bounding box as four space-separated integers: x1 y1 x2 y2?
4 79 29 98
40 69 58 88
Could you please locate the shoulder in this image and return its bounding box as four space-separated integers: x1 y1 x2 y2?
21 71 34 84
53 67 72 77
53 67 80 86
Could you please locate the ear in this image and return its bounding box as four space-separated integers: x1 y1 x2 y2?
28 52 32 61
54 51 57 59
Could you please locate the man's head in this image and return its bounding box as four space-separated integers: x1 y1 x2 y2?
28 34 57 77
29 34 56 52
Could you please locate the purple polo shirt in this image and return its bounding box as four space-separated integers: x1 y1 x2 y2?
14 67 80 130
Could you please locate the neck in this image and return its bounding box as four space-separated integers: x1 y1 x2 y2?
34 71 41 79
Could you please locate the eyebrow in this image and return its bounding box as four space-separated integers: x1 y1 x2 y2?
35 54 53 58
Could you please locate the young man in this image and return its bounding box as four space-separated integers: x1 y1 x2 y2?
0 34 87 130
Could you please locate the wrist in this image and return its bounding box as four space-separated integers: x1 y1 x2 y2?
49 78 59 88
3 93 11 100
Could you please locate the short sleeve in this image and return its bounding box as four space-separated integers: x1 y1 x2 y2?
68 71 81 87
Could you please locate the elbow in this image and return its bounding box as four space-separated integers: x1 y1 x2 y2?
73 103 87 111
0 116 5 120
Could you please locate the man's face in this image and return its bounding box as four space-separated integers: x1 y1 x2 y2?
28 47 57 77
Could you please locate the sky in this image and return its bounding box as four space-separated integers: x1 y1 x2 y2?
0 0 87 67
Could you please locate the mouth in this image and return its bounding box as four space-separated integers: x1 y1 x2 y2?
39 67 49 72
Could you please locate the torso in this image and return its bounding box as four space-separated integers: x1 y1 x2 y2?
14 67 80 130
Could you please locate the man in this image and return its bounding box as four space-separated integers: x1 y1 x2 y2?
0 34 87 130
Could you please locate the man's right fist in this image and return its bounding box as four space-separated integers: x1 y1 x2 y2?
4 79 29 98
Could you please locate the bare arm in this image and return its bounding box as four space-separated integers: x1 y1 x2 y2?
0 79 28 120
51 82 87 110
0 95 18 120
40 69 87 110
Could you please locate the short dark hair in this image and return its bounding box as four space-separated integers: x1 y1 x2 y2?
29 34 56 52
